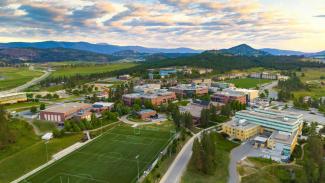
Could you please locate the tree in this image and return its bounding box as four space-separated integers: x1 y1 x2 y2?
133 104 141 112
171 106 181 128
192 138 203 171
220 104 231 117
183 112 193 129
30 106 37 114
40 103 46 110
200 109 210 128
0 105 15 149
209 105 217 122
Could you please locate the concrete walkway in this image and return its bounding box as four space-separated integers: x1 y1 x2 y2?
159 125 219 183
119 115 166 126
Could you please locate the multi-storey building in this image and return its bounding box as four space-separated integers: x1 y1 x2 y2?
169 84 208 97
133 84 161 93
122 90 176 106
223 88 259 103
211 91 247 104
222 109 304 161
40 103 92 123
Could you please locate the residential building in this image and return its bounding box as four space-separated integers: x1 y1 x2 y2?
40 103 92 123
169 84 208 97
122 89 176 106
211 91 247 104
0 93 27 104
136 109 157 120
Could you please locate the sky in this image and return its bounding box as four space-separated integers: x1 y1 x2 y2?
0 0 325 52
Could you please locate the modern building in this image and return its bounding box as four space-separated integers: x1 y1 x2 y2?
223 88 259 103
122 89 176 106
222 108 304 161
211 91 247 104
211 82 235 89
92 102 114 112
40 103 92 123
0 93 27 104
191 79 212 86
136 109 157 120
159 68 177 78
134 84 161 93
249 72 289 81
169 84 208 97
118 74 131 80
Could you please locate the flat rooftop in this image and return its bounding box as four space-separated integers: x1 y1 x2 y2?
179 103 204 118
270 130 298 145
236 109 303 125
225 119 260 130
43 103 92 114
213 91 245 97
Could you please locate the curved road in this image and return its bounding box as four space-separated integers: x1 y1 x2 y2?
119 115 166 125
0 66 51 95
159 125 219 183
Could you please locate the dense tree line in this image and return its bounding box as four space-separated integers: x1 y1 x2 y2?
0 106 15 149
278 73 306 101
192 132 218 174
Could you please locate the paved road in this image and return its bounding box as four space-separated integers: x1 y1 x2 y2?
159 125 219 183
259 81 278 100
228 143 253 183
0 67 51 95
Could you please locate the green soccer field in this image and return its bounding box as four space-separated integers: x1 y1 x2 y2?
22 123 174 183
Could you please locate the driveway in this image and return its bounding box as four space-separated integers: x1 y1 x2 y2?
259 81 278 100
119 115 165 125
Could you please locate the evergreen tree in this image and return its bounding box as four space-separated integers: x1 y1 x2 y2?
200 109 210 128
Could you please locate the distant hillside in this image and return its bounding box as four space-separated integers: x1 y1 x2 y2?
0 41 201 54
0 47 120 63
206 44 269 57
260 48 306 56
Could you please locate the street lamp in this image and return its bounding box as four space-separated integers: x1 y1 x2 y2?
45 140 49 162
135 155 140 182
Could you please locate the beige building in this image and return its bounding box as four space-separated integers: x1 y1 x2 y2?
0 93 27 104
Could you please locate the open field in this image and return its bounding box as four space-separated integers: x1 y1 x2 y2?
181 133 238 183
4 101 43 112
239 157 307 183
293 68 325 98
226 78 272 89
0 67 43 91
32 120 57 134
23 123 174 183
0 119 83 183
51 63 137 78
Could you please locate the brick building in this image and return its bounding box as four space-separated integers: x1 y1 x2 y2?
39 103 92 123
136 109 157 120
211 91 247 104
169 84 208 97
122 90 176 106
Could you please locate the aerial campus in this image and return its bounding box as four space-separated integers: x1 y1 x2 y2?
0 1 325 183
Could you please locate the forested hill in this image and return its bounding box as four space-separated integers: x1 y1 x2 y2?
124 52 325 74
0 47 121 63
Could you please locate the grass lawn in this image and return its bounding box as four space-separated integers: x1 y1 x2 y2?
0 67 43 91
4 101 43 112
226 78 271 89
32 120 57 134
292 68 325 98
23 123 174 183
0 120 83 183
181 133 238 183
239 157 307 183
51 63 137 78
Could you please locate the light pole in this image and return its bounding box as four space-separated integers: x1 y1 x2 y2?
135 155 140 182
45 140 49 162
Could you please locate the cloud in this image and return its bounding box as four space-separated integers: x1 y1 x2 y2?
314 15 325 18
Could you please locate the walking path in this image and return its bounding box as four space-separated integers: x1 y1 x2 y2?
119 115 166 125
159 125 220 183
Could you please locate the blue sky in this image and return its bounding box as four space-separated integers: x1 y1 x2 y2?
0 0 325 52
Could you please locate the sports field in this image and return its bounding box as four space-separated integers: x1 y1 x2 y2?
23 123 174 183
0 67 43 91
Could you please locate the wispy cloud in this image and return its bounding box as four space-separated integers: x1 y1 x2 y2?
0 0 324 51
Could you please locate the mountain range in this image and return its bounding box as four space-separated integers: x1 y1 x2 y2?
0 41 325 63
